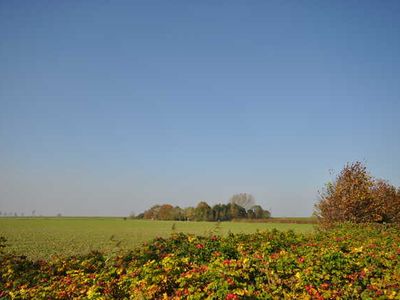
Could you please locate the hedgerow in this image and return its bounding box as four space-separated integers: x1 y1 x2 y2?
1 224 400 299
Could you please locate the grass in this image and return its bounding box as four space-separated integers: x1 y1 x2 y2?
234 216 318 224
0 217 315 259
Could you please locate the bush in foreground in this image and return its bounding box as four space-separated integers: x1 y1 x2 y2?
1 224 400 299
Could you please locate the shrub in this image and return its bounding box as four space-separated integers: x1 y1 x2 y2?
315 161 400 226
372 180 400 223
0 237 7 256
1 225 400 299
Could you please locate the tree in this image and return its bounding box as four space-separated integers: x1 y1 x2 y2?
194 201 213 221
227 203 247 219
230 193 255 211
143 205 161 220
247 209 256 219
171 206 185 221
158 204 174 220
248 205 270 219
136 213 144 219
372 180 400 223
315 161 400 226
212 204 230 221
184 207 195 221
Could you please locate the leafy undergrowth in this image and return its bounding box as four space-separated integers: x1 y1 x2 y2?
1 224 400 299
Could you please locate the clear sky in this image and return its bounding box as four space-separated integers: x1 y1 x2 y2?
1 1 399 217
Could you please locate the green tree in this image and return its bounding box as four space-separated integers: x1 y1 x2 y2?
248 205 270 219
171 206 185 221
194 201 213 221
212 204 225 221
227 203 247 219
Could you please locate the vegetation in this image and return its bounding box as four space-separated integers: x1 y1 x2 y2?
137 194 271 222
234 217 318 224
1 224 400 299
315 161 400 226
229 193 255 211
2 161 399 298
0 218 313 260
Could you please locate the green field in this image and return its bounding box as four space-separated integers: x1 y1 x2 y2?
0 217 314 259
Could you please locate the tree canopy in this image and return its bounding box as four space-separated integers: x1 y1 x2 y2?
136 195 270 221
315 161 400 226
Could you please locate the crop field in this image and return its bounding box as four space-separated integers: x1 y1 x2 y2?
1 223 399 299
0 218 314 259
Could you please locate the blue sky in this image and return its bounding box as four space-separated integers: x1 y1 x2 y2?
1 1 399 216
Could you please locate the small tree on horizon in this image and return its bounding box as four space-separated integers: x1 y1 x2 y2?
230 193 255 211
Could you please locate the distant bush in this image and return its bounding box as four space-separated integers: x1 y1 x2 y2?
315 161 400 226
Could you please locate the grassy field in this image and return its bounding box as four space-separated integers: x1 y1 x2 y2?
0 217 315 259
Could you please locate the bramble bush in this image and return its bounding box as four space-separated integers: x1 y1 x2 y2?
315 161 400 226
0 237 6 255
1 224 400 299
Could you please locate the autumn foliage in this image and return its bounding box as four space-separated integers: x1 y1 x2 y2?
1 224 400 299
315 162 400 226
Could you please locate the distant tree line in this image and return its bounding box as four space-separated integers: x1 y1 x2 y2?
0 212 24 217
134 193 271 221
0 211 62 217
